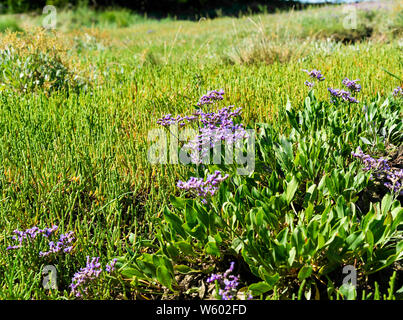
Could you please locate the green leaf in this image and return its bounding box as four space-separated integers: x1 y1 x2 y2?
157 265 173 290
345 231 365 251
164 207 186 238
187 224 207 241
298 265 313 281
285 176 299 205
165 243 180 258
205 238 220 257
169 195 186 209
195 203 210 227
176 241 195 256
365 230 374 257
174 265 198 274
360 137 372 145
381 193 393 216
260 271 280 287
248 281 273 295
230 237 243 253
288 247 296 267
317 233 325 250
286 100 300 133
120 267 144 279
185 204 197 228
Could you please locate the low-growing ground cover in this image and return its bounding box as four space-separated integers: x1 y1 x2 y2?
0 1 402 300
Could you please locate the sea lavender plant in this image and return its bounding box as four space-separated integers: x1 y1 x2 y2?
184 125 247 164
342 78 361 92
70 256 103 298
177 170 229 203
197 89 225 106
302 69 325 81
157 114 198 127
7 225 58 251
351 147 390 173
328 87 359 103
392 86 402 97
105 258 118 273
185 105 247 164
39 231 75 257
384 169 403 195
158 91 246 202
157 91 248 165
304 80 314 88
207 262 252 300
352 147 402 195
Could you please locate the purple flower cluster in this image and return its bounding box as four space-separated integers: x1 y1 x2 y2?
351 147 390 172
70 257 118 297
157 104 241 131
39 231 75 257
328 87 359 104
7 225 58 250
302 69 325 81
158 90 246 202
197 89 225 106
328 76 361 104
352 147 402 195
185 105 247 164
177 170 229 203
105 258 118 273
392 86 402 97
157 114 198 127
207 262 252 300
195 105 242 127
342 78 361 92
384 169 403 195
304 81 314 88
70 256 103 298
157 90 248 165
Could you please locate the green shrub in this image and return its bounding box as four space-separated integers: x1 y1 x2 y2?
118 88 403 300
99 9 132 28
0 46 87 93
0 30 88 93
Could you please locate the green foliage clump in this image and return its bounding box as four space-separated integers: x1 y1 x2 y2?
0 47 78 93
118 89 403 300
0 31 88 93
0 17 22 32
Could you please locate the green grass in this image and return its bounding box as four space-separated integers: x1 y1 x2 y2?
0 0 402 299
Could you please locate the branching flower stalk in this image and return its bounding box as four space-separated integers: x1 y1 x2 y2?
352 147 402 196
207 262 253 300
